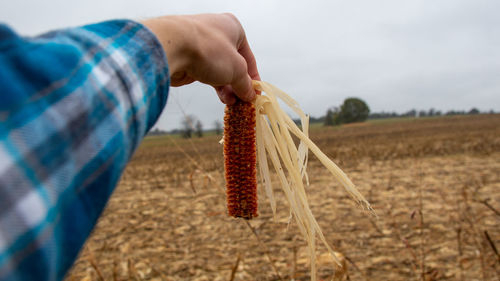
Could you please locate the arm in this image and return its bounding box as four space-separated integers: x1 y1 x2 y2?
0 13 259 280
0 20 169 280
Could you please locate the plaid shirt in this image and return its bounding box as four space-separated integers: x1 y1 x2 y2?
0 20 170 280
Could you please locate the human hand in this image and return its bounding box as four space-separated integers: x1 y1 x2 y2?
142 13 260 105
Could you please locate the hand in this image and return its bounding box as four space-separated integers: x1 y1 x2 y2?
142 13 260 105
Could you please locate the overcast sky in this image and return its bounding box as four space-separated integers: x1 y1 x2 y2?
2 0 499 130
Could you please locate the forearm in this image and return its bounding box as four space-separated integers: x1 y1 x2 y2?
0 12 260 280
0 20 169 280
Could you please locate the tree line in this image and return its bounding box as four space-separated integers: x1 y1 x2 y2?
149 117 223 138
148 98 495 137
307 98 494 127
368 107 487 119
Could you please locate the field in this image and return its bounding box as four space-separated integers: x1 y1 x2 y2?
66 114 500 281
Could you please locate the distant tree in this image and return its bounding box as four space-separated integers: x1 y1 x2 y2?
369 111 398 119
338 98 370 124
310 116 325 124
195 120 203 137
324 109 334 126
403 109 417 117
169 128 182 135
468 108 480 115
324 107 340 126
446 110 466 116
181 115 196 138
152 128 160 134
214 120 222 135
428 108 435 116
418 110 427 117
148 128 165 136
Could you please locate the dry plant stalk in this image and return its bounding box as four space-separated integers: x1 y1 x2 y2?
223 80 372 281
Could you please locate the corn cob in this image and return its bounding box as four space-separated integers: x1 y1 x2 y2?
223 99 258 219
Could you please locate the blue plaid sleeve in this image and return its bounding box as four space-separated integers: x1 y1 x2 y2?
0 20 170 280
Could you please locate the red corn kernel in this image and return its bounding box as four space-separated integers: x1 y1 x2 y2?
223 99 258 219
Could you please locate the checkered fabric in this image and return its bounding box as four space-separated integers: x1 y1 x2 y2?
0 20 170 280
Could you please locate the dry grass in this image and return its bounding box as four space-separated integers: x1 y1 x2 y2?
66 114 500 281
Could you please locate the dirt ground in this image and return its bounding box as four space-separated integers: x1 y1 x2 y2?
66 114 500 281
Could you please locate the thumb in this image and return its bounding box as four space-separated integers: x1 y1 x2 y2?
231 75 255 102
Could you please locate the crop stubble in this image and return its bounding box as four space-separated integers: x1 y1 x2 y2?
66 114 500 281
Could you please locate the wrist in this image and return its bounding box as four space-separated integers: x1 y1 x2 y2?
142 16 194 81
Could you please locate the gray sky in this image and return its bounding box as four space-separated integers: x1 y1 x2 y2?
2 0 499 130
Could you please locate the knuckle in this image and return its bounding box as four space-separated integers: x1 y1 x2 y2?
233 56 248 81
223 13 238 22
222 13 243 30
